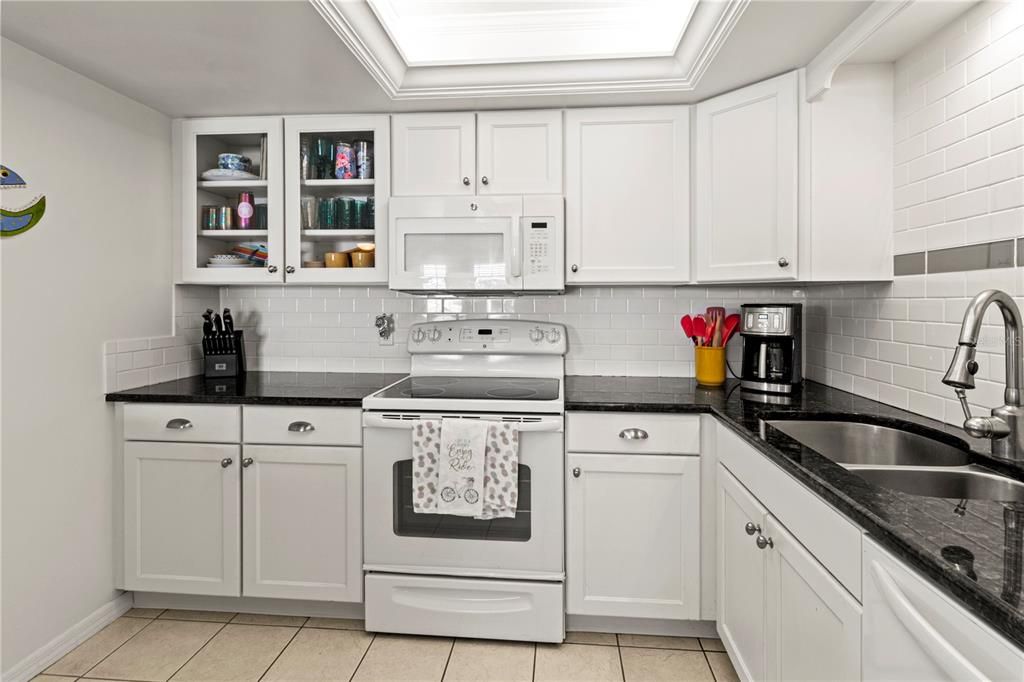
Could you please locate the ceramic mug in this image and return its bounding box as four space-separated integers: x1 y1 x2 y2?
324 252 350 268
350 250 375 268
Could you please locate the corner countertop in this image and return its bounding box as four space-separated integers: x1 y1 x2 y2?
108 372 1024 649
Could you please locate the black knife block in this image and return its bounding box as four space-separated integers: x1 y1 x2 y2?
204 330 246 378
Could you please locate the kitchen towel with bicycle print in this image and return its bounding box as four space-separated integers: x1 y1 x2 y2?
411 419 519 519
438 418 487 516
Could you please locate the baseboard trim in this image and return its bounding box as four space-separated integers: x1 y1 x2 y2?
132 592 365 619
3 591 133 682
567 615 718 638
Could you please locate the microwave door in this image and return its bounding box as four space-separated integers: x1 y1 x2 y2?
391 218 517 292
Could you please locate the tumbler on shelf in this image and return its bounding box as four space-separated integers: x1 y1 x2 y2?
351 198 366 230
254 199 268 230
301 196 317 229
201 206 218 230
366 197 375 228
236 192 255 229
354 140 373 179
334 141 355 179
337 197 353 228
314 137 333 180
299 141 311 180
318 196 338 229
216 206 234 230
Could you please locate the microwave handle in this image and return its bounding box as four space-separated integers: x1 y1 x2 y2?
510 219 522 279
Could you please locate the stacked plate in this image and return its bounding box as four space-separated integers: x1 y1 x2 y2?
208 254 252 268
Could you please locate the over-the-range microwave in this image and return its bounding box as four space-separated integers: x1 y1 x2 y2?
388 195 564 294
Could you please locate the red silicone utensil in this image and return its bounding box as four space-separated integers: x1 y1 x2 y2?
692 316 707 346
721 314 741 345
680 315 697 345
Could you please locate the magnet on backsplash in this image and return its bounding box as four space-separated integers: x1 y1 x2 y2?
1 165 46 238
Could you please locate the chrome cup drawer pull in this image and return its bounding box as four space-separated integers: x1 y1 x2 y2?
165 418 193 430
619 428 649 440
288 421 315 433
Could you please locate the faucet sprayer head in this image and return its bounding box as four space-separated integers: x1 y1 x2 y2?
943 344 979 390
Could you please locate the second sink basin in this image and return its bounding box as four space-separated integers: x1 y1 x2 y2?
849 466 1024 502
763 418 970 467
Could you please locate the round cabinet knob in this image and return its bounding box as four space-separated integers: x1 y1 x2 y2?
267 265 278 274
462 177 471 186
242 457 254 468
429 328 442 342
529 327 545 343
411 328 427 343
572 467 581 478
285 265 295 274
777 257 789 268
570 264 579 273
546 327 562 343
756 535 774 550
744 522 760 536
221 458 233 468
481 176 489 185
470 203 478 211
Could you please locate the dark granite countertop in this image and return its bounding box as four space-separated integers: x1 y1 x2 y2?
108 372 1024 648
105 372 406 406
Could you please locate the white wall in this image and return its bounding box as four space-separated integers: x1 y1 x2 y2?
1 39 175 675
805 1 1024 426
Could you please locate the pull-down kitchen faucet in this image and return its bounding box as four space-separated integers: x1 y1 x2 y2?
942 289 1024 461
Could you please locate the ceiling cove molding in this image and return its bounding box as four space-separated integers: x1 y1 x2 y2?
804 0 913 102
310 0 750 100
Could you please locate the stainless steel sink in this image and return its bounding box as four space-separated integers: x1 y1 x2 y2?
848 465 1024 502
763 419 970 467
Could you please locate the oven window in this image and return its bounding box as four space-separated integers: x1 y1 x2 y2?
392 460 531 541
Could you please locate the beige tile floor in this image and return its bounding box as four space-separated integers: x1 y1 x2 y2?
34 609 739 682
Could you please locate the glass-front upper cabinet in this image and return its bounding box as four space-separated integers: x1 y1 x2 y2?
283 115 389 284
179 116 284 283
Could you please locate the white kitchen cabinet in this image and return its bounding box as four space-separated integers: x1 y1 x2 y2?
178 116 284 284
564 106 690 284
391 112 476 196
283 114 389 284
242 445 362 602
566 452 700 620
477 110 562 195
695 72 799 282
123 441 241 596
764 515 861 682
717 465 768 681
717 463 861 682
863 538 1024 681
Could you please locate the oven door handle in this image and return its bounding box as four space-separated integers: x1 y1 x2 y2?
362 413 564 432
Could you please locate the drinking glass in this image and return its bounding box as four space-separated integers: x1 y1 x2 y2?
301 196 317 229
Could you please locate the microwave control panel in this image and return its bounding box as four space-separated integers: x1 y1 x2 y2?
525 219 553 276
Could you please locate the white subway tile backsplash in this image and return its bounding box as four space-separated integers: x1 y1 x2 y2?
926 116 967 151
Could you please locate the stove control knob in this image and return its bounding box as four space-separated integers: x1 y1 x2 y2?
529 327 545 343
411 328 426 344
428 327 442 342
546 327 562 343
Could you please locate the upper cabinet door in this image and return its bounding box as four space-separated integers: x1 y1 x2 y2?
695 72 799 282
392 113 476 196
179 116 285 284
565 106 690 284
477 110 563 195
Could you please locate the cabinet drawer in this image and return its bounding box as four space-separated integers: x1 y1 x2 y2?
243 406 361 446
123 403 241 443
567 413 699 454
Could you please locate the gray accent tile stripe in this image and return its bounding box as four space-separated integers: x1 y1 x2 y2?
894 252 926 276
1017 238 1024 267
928 239 1015 274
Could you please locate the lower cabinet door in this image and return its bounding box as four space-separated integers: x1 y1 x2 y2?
124 441 241 596
242 445 362 601
567 452 700 619
764 515 862 682
717 465 768 682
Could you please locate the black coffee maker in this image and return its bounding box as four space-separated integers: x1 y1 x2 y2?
739 303 802 394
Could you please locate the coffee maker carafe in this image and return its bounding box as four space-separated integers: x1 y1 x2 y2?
739 304 802 394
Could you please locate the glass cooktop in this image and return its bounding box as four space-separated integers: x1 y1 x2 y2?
376 376 561 401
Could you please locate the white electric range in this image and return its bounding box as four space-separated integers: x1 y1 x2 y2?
361 318 568 643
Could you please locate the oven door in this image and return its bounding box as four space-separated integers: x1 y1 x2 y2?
389 196 524 292
363 412 564 580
